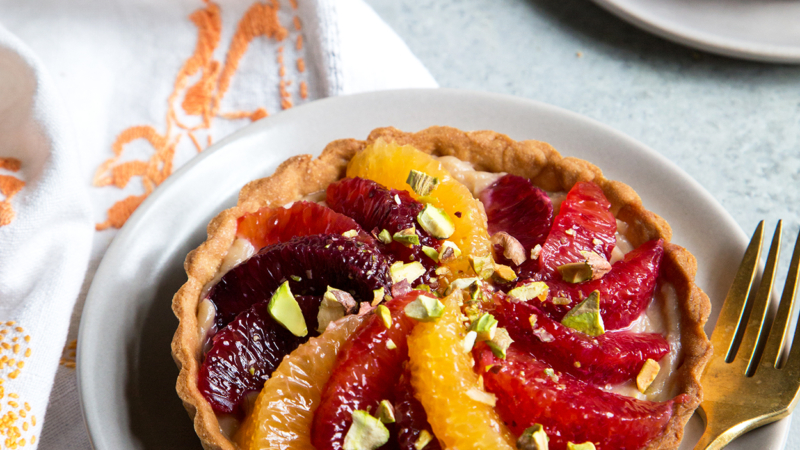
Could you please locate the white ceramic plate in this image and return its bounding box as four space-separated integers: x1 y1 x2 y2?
591 0 800 64
77 89 790 449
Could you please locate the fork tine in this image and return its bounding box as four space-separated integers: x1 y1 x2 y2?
777 228 800 372
712 221 764 363
737 221 781 375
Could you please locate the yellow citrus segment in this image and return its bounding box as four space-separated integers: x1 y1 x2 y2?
234 315 365 450
346 139 491 276
407 292 516 449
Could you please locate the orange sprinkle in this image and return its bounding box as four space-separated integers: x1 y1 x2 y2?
23 349 30 358
31 416 35 426
9 393 18 399
30 436 35 445
2 343 10 350
296 34 303 51
300 81 308 100
23 336 29 343
16 362 23 369
23 404 29 412
11 337 17 343
297 58 305 73
8 401 18 408
293 16 301 30
0 330 7 335
14 327 23 333
5 321 14 327
13 344 20 354
289 0 298 10
8 370 19 380
22 422 27 431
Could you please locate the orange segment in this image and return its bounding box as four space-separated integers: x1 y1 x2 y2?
347 139 491 276
234 315 365 450
407 292 516 449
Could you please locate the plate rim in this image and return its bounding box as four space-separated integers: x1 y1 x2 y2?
77 88 784 449
590 0 800 64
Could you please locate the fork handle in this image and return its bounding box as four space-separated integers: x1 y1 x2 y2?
693 412 777 450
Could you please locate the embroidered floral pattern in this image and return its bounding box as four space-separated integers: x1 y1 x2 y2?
0 158 24 228
93 0 308 231
0 321 36 448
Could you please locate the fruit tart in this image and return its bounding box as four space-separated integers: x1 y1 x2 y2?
171 126 712 450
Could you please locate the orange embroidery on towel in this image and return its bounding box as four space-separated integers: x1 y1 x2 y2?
94 0 308 230
59 339 77 369
0 158 24 228
0 322 37 447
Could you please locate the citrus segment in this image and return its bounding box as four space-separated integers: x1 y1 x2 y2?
406 292 516 449
234 314 365 450
346 140 491 276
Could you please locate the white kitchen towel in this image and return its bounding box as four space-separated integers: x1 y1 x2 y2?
0 0 437 448
0 23 94 449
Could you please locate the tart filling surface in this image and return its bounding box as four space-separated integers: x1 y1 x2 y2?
172 126 712 450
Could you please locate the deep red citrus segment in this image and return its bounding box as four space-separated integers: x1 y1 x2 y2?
475 346 685 450
327 177 440 285
518 238 664 330
209 234 392 329
198 295 321 416
528 181 616 277
310 290 425 450
492 296 669 384
236 201 372 250
479 174 553 257
396 368 441 450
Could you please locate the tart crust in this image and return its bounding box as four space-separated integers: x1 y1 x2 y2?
171 126 712 450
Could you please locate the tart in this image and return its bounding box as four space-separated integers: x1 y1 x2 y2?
171 126 712 450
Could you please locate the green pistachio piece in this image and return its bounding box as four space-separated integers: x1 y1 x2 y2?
530 244 542 260
417 203 455 239
342 410 390 450
551 296 571 306
493 264 517 283
371 287 386 307
377 229 392 244
290 274 302 282
438 240 462 263
508 281 549 301
406 169 440 196
561 291 605 336
376 305 392 329
580 250 612 280
393 227 421 246
317 296 345 333
470 313 498 341
463 330 478 353
566 442 596 450
486 327 513 359
422 245 439 262
517 423 549 450
415 284 432 292
268 281 308 337
390 261 426 284
636 358 661 393
435 266 452 277
470 254 495 280
404 295 446 322
386 338 397 350
342 229 359 238
556 261 593 283
324 286 358 313
414 430 434 450
376 400 396 424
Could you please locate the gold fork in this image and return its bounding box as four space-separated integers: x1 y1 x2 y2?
695 221 800 449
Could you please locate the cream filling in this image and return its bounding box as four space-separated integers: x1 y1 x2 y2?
437 156 505 196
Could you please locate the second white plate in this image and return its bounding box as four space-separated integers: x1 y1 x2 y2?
592 0 800 64
77 89 789 449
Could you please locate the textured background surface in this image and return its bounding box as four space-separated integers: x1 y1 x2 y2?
365 0 800 447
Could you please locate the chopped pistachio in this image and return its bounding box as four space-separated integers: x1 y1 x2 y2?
508 281 549 302
342 410 390 450
435 266 452 277
463 330 478 353
530 244 542 260
517 424 549 450
592 238 603 246
556 261 593 283
248 367 255 376
564 228 575 236
422 246 439 262
394 194 402 205
574 361 582 368
566 442 596 450
580 250 612 280
376 400 396 424
342 229 359 238
404 295 446 322
561 291 605 336
268 281 308 337
317 296 346 333
551 296 571 306
486 327 513 359
636 358 661 393
470 313 498 341
493 264 517 283
529 314 538 329
324 286 358 313
414 430 434 450
371 287 386 307
377 229 392 244
386 339 397 350
290 275 302 282
465 388 496 407
490 231 527 266
533 328 555 343
376 305 392 329
448 277 481 292
438 240 462 263
358 302 374 315
417 204 455 239
390 261 426 284
415 284 432 292
406 169 440 196
393 227 421 246
470 254 495 279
